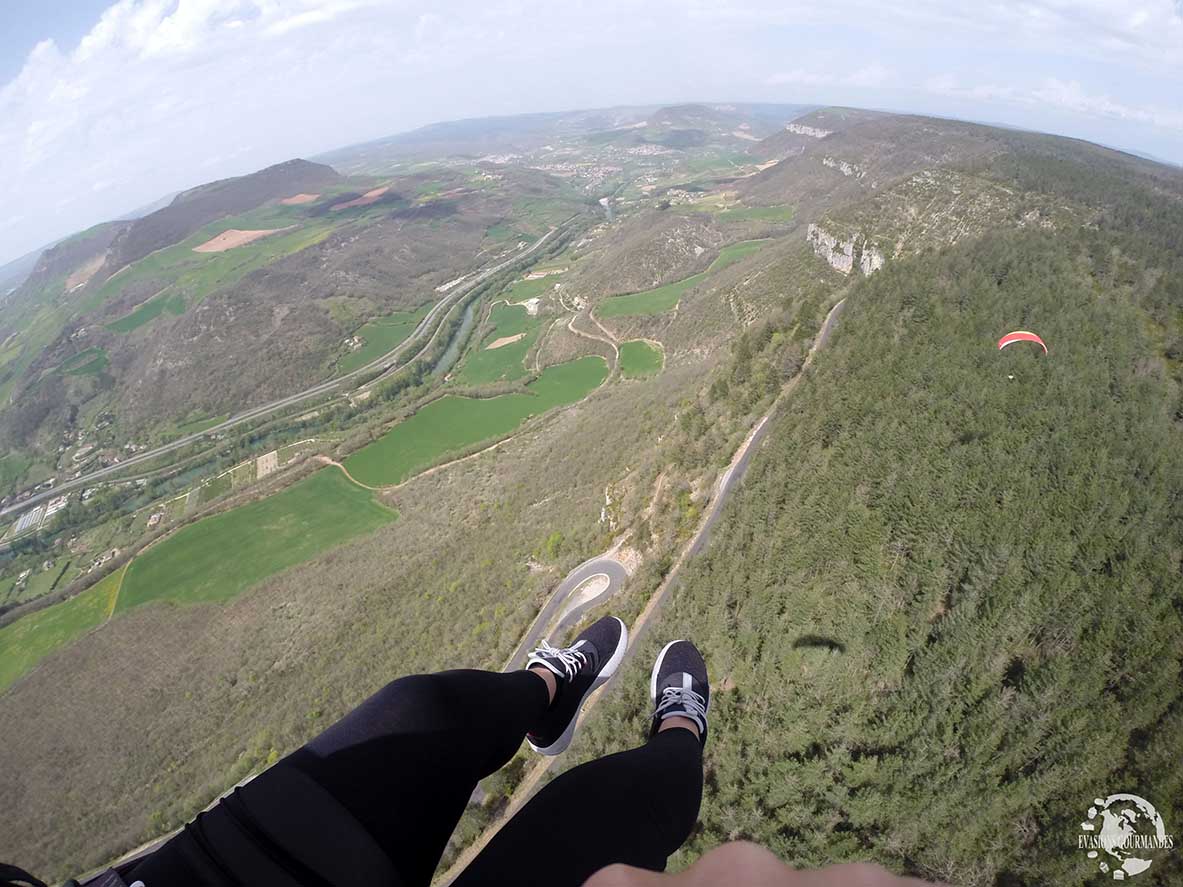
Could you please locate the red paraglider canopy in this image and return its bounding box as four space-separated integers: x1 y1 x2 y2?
997 330 1047 354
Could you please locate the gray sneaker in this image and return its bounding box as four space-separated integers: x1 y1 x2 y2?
526 615 628 755
649 639 710 746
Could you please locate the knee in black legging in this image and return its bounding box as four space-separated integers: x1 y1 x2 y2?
304 672 455 759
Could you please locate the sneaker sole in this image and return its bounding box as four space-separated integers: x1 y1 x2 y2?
528 617 629 756
650 639 683 703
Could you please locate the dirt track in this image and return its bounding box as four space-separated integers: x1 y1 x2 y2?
486 333 526 350
331 186 389 211
192 227 292 252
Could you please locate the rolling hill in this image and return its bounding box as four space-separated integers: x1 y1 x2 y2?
0 103 1180 885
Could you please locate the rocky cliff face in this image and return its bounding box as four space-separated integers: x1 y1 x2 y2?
822 156 865 178
860 245 885 274
785 123 832 139
806 223 884 277
806 224 854 274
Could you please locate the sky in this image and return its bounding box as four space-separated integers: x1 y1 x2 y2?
1 0 1181 266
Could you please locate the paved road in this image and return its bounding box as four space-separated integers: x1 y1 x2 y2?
439 296 848 884
502 556 629 670
85 297 847 884
632 296 845 645
85 552 629 883
1 229 565 521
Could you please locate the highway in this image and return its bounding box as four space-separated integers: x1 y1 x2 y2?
0 228 564 521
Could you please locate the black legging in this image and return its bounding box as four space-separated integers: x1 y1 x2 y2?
127 669 703 887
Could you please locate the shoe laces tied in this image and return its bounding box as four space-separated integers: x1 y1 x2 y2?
530 640 589 681
655 685 707 733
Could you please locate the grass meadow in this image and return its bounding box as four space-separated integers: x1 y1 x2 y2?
345 356 608 486
0 567 121 693
455 303 541 385
596 240 767 318
337 304 433 374
618 341 663 378
108 290 187 333
116 469 395 612
59 346 109 375
692 203 796 223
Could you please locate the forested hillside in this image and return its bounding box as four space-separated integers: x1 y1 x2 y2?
5 101 1182 884
568 226 1183 885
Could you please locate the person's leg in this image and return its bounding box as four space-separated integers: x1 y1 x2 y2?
127 615 628 887
285 667 552 884
453 724 704 887
455 638 711 887
126 668 551 887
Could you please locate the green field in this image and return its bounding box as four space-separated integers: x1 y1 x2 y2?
116 469 395 612
0 451 33 495
81 205 346 320
455 303 541 385
59 346 109 375
693 203 796 223
501 276 553 302
108 289 187 333
597 274 703 318
679 150 753 175
597 240 767 318
345 356 609 486
485 223 523 243
618 340 663 378
0 568 119 693
199 472 233 503
337 304 432 374
709 239 767 270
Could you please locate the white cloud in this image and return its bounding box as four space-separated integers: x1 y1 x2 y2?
691 0 1183 69
263 1 368 37
766 64 892 89
927 74 1183 133
0 0 1180 264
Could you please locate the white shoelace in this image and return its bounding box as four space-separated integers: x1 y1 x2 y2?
528 640 589 681
655 685 707 733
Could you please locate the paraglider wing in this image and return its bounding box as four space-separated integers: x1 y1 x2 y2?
997 330 1047 354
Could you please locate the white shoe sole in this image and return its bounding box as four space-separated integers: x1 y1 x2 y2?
650 639 683 703
528 617 629 756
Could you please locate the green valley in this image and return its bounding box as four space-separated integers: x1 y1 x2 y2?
455 302 541 385
116 469 395 612
345 356 608 486
1 98 1180 887
597 240 767 317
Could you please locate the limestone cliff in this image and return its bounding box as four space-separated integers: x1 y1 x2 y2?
806 224 885 277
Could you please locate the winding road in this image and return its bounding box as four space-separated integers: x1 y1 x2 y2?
78 293 847 885
502 556 630 671
438 296 846 885
1 227 567 522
